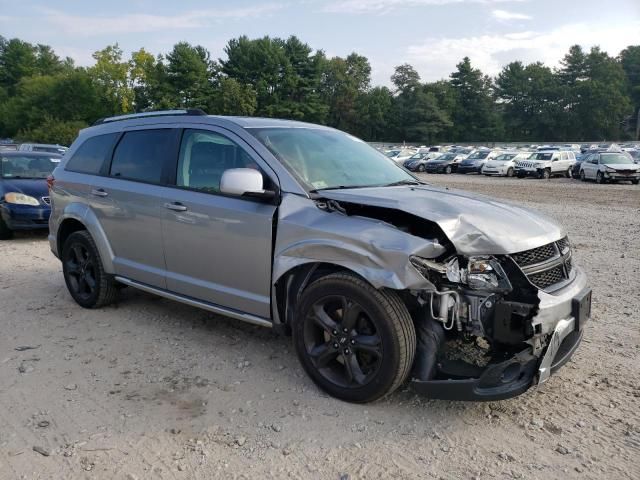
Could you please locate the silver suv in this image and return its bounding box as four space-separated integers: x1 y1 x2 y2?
49 110 591 403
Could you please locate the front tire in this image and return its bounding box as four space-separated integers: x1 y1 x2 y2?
445 165 452 174
293 273 416 403
0 216 13 240
539 169 551 180
417 164 425 172
596 172 605 184
580 170 586 181
62 231 118 308
506 167 514 177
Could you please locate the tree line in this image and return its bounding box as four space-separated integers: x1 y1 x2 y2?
1 35 638 146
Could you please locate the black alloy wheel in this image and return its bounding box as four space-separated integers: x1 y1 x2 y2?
62 231 118 308
293 273 415 403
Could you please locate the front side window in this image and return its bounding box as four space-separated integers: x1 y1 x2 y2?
248 127 414 191
66 133 118 175
1 154 59 178
177 129 259 194
110 129 174 183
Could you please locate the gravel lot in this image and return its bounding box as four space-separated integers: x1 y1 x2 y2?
1 175 639 479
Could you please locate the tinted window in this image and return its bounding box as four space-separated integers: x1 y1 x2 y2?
110 129 173 183
65 133 117 174
177 129 259 193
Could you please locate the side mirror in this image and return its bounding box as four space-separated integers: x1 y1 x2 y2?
220 168 276 200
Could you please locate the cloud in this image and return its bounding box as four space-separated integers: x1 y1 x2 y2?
406 21 640 81
492 9 531 21
38 4 284 36
323 0 522 14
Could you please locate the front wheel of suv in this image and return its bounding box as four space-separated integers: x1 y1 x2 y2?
62 230 118 308
293 273 416 403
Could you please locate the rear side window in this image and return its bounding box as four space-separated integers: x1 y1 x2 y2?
65 133 117 174
110 129 173 184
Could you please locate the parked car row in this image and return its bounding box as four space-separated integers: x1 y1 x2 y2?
398 145 640 184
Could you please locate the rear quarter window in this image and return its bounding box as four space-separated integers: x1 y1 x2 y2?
65 133 118 175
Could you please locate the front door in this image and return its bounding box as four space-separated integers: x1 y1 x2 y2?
161 128 277 319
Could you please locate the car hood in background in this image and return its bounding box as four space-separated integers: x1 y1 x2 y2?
1 178 49 200
604 163 640 171
319 185 564 255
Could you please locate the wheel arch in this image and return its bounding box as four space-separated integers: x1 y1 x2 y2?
272 262 381 334
55 206 116 273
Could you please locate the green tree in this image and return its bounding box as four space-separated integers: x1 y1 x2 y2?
209 77 257 116
165 42 215 108
449 57 501 141
619 46 640 137
89 44 134 114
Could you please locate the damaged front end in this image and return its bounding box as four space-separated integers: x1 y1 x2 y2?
274 187 590 401
408 242 590 401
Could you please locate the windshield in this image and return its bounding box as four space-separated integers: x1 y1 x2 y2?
529 152 553 161
601 154 634 165
435 154 456 161
33 146 66 155
467 151 489 160
1 155 59 178
409 153 425 160
493 154 516 162
385 150 400 157
249 128 416 191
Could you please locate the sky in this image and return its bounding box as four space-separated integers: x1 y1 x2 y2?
1 0 639 86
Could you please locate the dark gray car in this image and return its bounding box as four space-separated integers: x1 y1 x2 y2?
48 110 591 403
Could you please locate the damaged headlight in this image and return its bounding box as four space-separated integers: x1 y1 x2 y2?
411 255 512 292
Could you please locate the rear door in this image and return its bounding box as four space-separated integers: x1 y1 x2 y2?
161 127 277 318
89 127 180 288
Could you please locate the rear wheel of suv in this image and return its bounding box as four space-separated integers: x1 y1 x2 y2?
293 273 416 403
565 168 572 178
62 231 118 308
0 217 13 240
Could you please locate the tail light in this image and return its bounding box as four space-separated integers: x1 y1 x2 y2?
47 174 55 191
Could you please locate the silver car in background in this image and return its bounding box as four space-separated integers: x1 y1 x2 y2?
482 151 532 177
48 110 591 403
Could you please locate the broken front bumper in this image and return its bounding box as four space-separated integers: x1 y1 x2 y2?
412 270 591 401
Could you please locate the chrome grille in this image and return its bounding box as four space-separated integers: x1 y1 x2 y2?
511 237 573 291
41 196 51 205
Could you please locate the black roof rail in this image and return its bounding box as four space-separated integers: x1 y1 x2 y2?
93 109 208 126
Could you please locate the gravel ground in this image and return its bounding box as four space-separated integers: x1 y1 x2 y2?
1 175 639 479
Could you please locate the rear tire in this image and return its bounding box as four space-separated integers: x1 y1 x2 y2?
565 168 572 178
0 217 13 240
293 273 416 403
62 230 118 308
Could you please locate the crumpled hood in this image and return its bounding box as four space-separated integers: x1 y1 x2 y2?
1 178 49 200
605 163 640 171
319 185 565 255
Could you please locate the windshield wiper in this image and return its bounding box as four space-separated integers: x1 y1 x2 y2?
383 179 424 187
310 185 371 193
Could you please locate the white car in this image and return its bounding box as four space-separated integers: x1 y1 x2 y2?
579 152 640 184
515 150 576 179
482 152 532 177
385 149 417 163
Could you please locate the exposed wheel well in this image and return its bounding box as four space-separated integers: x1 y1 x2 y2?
274 262 362 335
57 218 87 255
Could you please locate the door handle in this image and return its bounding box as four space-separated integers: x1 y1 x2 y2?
164 202 188 212
91 188 108 197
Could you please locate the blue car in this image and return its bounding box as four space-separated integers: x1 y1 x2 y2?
0 151 61 239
